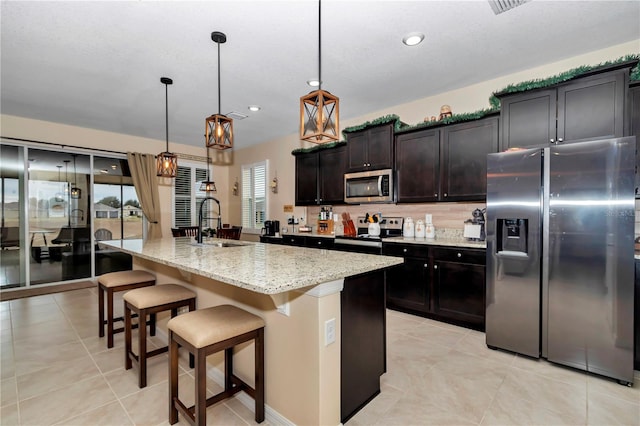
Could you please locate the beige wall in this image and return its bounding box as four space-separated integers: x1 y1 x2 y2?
2 39 637 237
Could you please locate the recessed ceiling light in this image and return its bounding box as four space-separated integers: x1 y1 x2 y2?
307 79 321 87
248 105 261 112
402 32 425 46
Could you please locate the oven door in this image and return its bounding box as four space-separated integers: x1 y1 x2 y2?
333 238 382 255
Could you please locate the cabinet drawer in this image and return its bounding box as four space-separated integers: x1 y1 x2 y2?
433 248 485 265
306 237 335 249
383 243 429 258
281 235 306 246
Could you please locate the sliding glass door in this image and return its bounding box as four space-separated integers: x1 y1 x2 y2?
0 145 26 289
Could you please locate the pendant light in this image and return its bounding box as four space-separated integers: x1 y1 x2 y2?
54 165 65 202
205 31 233 150
63 160 70 195
70 154 81 199
300 0 339 144
199 146 217 193
157 77 178 178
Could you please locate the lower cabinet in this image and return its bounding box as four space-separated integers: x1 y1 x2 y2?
260 234 334 249
383 242 486 331
635 260 640 371
432 248 486 330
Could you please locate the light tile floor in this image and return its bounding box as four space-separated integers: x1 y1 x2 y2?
1 288 639 425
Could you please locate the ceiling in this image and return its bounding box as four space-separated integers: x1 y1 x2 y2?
1 1 639 153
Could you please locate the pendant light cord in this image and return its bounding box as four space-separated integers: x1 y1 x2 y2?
318 0 322 92
165 82 169 152
218 40 221 115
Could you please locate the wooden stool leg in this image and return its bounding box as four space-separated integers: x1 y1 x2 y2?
124 303 133 370
224 347 233 391
138 307 148 388
150 312 156 336
169 331 179 425
107 289 114 348
98 286 105 338
195 349 207 426
255 328 265 423
188 300 196 369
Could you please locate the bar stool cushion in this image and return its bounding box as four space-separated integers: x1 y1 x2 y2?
168 305 265 349
124 284 196 310
99 270 156 288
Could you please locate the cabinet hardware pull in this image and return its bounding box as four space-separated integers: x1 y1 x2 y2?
434 265 438 269
403 248 407 252
457 253 462 258
557 138 563 143
434 193 438 197
550 138 555 143
424 263 428 268
318 241 322 245
444 193 447 197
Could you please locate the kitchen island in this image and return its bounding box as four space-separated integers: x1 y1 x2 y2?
101 237 403 425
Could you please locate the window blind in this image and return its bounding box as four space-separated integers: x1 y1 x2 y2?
241 161 267 232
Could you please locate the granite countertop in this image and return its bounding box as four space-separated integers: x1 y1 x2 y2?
100 237 403 295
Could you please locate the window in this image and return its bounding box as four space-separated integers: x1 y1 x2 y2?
242 160 267 233
174 163 208 227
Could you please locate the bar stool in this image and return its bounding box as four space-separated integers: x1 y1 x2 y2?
168 305 265 425
97 270 156 348
123 284 197 388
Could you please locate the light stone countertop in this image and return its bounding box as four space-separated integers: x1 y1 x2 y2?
100 237 403 295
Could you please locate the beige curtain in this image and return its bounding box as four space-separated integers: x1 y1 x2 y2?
127 152 162 239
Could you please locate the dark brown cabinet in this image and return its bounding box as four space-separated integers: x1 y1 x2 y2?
383 242 486 330
395 129 440 203
441 117 499 201
294 145 346 206
635 259 640 371
346 123 394 172
395 115 499 203
383 243 431 313
629 83 640 197
432 248 486 330
499 68 629 151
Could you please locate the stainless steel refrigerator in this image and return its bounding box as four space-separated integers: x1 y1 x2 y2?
485 137 636 385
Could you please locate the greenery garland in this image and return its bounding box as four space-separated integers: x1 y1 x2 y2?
291 140 347 155
395 107 500 134
489 54 639 109
341 114 405 136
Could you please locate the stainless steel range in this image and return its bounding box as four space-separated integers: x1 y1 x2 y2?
334 216 403 254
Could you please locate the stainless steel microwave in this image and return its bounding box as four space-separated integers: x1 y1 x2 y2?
344 169 394 204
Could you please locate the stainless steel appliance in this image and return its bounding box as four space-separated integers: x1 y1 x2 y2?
486 137 635 385
262 220 279 236
334 216 403 254
344 169 393 204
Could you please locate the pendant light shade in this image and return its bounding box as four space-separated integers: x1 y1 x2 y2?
300 0 339 143
70 154 81 199
157 77 178 177
54 165 65 202
205 31 233 150
199 147 217 193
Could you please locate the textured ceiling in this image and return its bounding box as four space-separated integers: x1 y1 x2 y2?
1 0 639 152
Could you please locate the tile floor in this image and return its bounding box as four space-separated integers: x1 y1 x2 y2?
1 287 639 426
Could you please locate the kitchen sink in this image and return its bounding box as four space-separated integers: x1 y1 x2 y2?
191 240 247 248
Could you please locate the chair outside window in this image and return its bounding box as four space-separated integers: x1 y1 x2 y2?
95 228 113 241
179 226 199 237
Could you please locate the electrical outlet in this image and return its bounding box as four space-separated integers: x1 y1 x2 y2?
324 318 336 346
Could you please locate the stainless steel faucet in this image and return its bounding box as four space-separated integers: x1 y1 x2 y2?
197 196 221 243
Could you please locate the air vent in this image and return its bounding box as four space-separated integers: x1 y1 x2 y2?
227 111 248 120
488 0 530 14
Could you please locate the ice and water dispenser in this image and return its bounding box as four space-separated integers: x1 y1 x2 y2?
495 219 529 275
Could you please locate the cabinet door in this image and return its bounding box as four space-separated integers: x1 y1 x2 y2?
558 70 627 144
366 124 394 170
500 89 556 151
385 257 430 313
630 85 640 197
295 153 319 205
347 131 368 171
395 129 440 202
306 236 335 249
441 117 499 201
432 258 485 330
319 145 346 204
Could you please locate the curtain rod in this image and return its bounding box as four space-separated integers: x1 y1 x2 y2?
1 136 129 155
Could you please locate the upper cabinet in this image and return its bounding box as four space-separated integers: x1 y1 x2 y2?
499 67 630 151
630 83 640 197
395 115 499 203
294 144 347 206
346 123 394 172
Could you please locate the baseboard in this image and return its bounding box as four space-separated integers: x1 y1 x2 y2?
0 280 95 301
